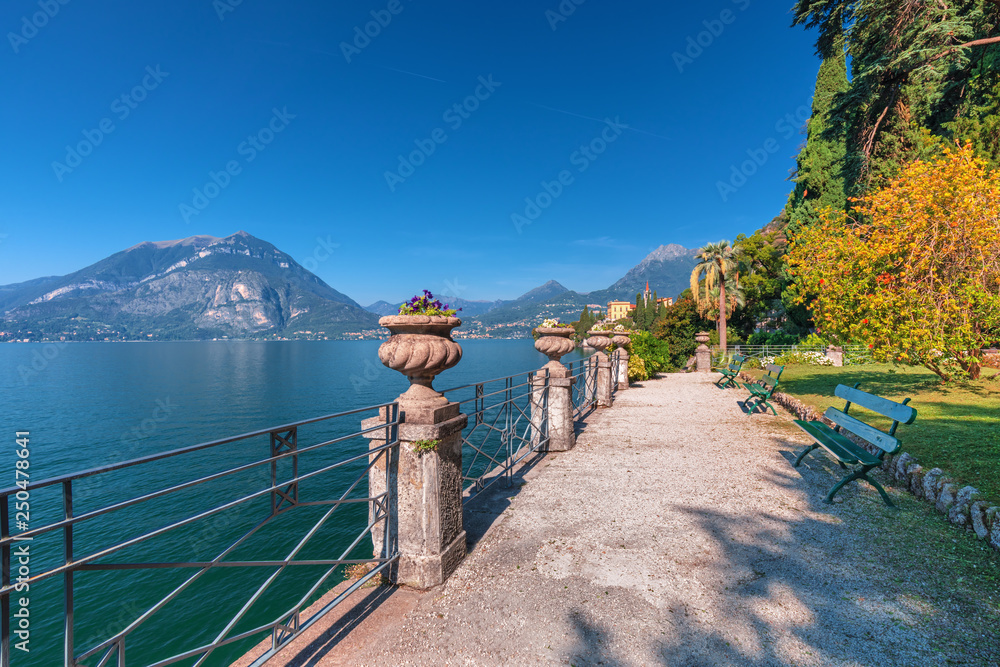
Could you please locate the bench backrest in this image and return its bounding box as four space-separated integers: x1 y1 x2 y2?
757 364 784 389
823 383 917 454
728 354 747 371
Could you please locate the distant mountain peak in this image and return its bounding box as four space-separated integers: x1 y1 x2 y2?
638 244 695 265
126 234 222 252
516 280 569 303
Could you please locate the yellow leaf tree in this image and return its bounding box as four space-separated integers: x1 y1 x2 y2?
787 143 1000 381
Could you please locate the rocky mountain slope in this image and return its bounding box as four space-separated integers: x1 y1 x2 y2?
1 232 377 340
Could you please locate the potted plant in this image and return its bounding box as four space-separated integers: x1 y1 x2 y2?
533 318 576 364
586 321 615 353
378 291 463 400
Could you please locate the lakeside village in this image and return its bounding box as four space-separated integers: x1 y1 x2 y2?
0 283 675 344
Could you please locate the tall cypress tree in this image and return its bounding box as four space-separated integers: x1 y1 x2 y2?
786 36 849 235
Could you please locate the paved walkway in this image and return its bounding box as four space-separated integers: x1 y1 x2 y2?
256 373 999 667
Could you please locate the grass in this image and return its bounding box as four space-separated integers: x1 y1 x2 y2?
743 363 1000 503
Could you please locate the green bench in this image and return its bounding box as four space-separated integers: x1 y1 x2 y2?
715 353 747 389
793 383 917 507
741 364 784 415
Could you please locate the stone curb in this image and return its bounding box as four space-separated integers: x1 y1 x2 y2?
737 371 1000 554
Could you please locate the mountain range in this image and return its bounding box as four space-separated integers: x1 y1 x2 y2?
1 233 698 341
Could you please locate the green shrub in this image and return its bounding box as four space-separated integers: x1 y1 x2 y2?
628 355 649 382
629 330 672 375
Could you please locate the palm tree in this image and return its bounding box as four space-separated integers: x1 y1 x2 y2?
698 273 746 325
690 240 741 350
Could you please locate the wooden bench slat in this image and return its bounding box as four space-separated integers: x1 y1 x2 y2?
834 384 916 424
823 407 902 454
793 420 880 465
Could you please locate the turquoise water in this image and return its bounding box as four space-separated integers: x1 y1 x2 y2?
1 340 589 666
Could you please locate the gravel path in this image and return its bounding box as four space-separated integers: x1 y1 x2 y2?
270 373 999 667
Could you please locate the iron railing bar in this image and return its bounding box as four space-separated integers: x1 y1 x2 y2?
439 371 537 395
78 461 393 666
199 451 380 658
0 437 398 551
143 556 401 667
246 556 398 667
93 643 117 667
446 383 534 406
74 509 280 663
0 438 400 595
279 510 391 623
77 557 397 570
0 404 400 497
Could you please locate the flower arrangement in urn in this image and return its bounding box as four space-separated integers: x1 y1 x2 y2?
398 290 461 316
378 291 462 402
534 318 575 365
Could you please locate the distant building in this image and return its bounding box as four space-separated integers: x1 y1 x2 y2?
606 301 634 321
607 282 673 320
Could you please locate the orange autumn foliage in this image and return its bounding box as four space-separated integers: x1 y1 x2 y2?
788 143 1000 381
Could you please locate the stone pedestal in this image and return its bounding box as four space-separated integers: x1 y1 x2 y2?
586 331 614 408
539 363 575 451
596 354 613 407
695 331 712 373
532 328 577 452
612 333 631 390
363 399 467 589
826 345 844 367
369 314 468 590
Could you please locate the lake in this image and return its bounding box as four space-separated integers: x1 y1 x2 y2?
1 339 591 666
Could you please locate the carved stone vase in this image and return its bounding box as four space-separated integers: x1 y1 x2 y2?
378 315 462 409
585 330 613 354
534 327 576 367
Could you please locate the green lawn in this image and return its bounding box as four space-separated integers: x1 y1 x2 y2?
744 364 1000 503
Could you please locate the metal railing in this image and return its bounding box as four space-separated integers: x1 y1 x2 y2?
711 345 875 367
1 404 400 667
568 357 598 420
610 350 621 396
441 370 549 504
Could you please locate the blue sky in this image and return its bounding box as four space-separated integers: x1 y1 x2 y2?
1 0 818 305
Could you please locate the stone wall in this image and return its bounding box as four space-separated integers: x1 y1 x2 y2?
739 372 1000 554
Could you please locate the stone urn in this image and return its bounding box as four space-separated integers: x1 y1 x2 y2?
611 331 632 348
585 330 613 353
534 327 576 365
695 331 711 345
378 315 462 403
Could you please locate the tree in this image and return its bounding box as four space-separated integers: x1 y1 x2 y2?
652 293 714 370
573 306 598 339
690 240 741 350
787 143 1000 380
786 35 850 235
792 0 1000 195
